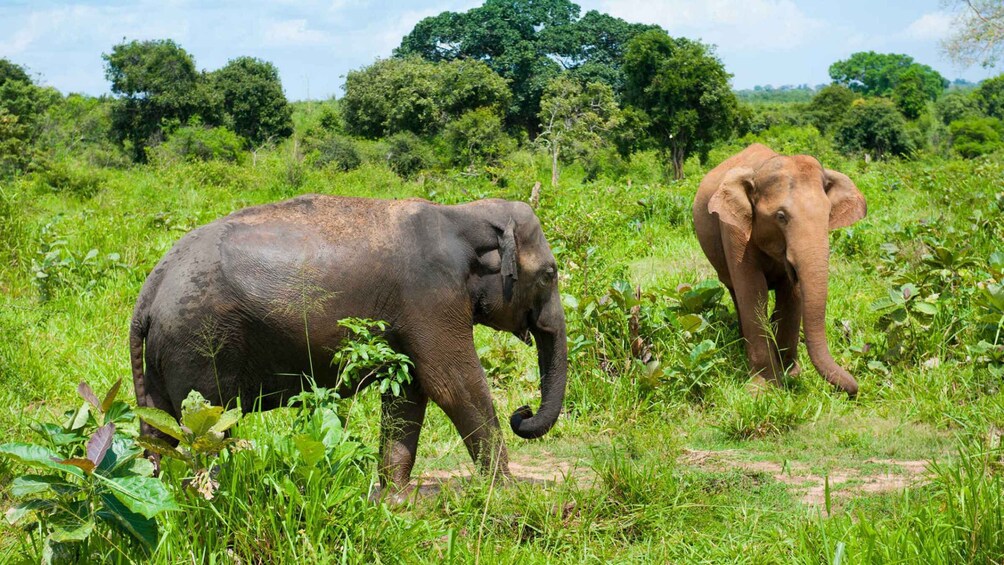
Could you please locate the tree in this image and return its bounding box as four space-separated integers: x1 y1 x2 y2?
893 66 935 119
103 39 204 161
537 75 620 186
829 52 948 99
210 57 293 145
443 107 515 169
974 73 1004 120
341 57 510 138
936 90 981 124
835 98 915 159
806 84 859 133
942 0 1004 68
396 0 655 133
0 58 31 86
622 30 737 179
949 116 1003 157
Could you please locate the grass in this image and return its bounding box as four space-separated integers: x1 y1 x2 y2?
1 128 1003 562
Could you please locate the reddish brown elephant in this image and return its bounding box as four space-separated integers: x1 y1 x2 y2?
693 144 866 396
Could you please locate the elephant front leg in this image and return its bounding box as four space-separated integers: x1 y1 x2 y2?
379 381 428 492
773 281 802 377
729 263 784 382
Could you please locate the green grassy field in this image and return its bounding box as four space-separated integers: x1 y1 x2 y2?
1 128 1003 563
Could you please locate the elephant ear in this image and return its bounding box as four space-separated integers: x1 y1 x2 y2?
499 217 518 302
708 167 755 243
824 170 866 230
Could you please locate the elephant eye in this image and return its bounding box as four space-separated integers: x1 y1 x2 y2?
776 210 789 224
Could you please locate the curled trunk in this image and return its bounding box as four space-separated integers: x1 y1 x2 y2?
510 294 568 439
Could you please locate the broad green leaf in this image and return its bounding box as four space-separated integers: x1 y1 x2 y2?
69 402 90 431
209 408 241 434
294 435 326 466
182 405 224 437
6 499 56 525
77 381 102 411
99 474 179 519
87 423 115 466
104 400 133 425
191 431 227 453
913 301 938 316
128 456 156 477
181 390 212 419
134 407 184 440
135 436 187 461
101 379 122 413
30 422 80 446
98 492 158 551
49 517 94 543
0 443 84 478
11 475 76 497
678 313 706 333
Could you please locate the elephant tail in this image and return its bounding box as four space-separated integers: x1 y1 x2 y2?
130 295 152 409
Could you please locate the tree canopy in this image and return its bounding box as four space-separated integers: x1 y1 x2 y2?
210 57 293 145
942 0 1004 68
829 52 948 99
622 30 737 179
836 98 915 159
341 57 511 139
974 74 1004 120
395 0 656 133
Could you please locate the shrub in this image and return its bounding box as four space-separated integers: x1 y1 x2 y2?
384 132 433 178
949 117 1003 158
443 107 514 169
152 124 245 164
310 135 362 172
836 98 914 159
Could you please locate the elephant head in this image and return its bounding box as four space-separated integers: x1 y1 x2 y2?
454 200 568 439
708 155 866 395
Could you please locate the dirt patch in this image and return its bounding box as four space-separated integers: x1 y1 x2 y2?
407 453 595 499
681 449 932 506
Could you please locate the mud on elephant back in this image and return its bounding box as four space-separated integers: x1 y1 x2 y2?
129 194 568 495
693 143 867 397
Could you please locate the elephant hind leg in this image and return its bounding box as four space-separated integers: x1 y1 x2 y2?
379 380 428 491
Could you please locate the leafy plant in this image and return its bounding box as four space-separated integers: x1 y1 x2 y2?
331 318 413 397
0 379 177 558
134 390 243 501
870 283 941 363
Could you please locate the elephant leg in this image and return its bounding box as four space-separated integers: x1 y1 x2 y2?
413 344 511 482
727 262 783 382
378 381 428 490
728 286 743 330
773 280 802 377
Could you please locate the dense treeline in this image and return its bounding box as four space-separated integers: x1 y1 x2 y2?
1 0 1002 187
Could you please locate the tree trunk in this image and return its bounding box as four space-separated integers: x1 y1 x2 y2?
551 143 560 187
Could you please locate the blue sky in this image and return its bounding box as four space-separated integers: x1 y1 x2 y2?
1 0 999 100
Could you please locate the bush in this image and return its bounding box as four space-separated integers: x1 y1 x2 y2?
384 132 433 178
836 98 914 159
949 117 1003 158
152 124 245 164
443 107 514 169
310 135 362 172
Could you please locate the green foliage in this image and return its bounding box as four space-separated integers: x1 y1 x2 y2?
151 122 245 164
396 0 654 131
330 318 413 396
342 57 510 139
829 51 948 99
936 90 981 125
622 30 737 179
384 131 434 179
135 390 243 500
0 58 31 86
893 66 936 119
209 57 293 145
537 76 621 184
0 379 177 558
836 98 915 158
307 134 362 172
949 117 1003 158
716 386 808 440
103 39 205 161
443 107 515 170
974 73 1004 121
0 74 60 176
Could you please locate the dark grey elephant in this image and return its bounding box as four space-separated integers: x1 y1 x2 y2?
130 194 567 491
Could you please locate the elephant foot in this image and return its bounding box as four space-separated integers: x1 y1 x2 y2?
745 375 772 396
370 482 419 506
786 362 801 377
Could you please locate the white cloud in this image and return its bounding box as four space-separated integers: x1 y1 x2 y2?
264 18 330 46
902 11 953 41
596 0 824 52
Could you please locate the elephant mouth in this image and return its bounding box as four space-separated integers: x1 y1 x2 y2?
785 261 799 284
515 310 535 345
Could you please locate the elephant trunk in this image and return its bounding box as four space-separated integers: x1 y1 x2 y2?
510 292 567 439
796 244 858 398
